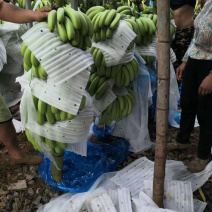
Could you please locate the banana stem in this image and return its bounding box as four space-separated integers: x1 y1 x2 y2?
51 153 64 183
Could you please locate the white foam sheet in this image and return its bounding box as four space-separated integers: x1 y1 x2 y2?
144 180 194 212
102 48 135 67
66 141 87 157
13 119 23 133
134 206 177 212
93 21 136 62
112 157 212 198
0 22 20 37
193 199 207 212
20 86 93 144
92 87 117 117
21 23 94 85
90 193 117 212
17 70 90 116
0 38 7 72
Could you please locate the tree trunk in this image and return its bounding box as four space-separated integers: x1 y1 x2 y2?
71 0 78 10
153 0 170 208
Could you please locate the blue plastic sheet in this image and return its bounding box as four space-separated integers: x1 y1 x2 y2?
93 124 112 138
38 138 129 193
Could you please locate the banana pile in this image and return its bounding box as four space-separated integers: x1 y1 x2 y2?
141 55 154 67
25 128 67 156
21 42 48 79
86 6 121 43
47 6 93 50
88 46 139 88
98 88 135 125
32 95 86 125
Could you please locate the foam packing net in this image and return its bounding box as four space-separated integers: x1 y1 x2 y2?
0 38 6 72
21 23 94 85
93 21 136 62
20 85 93 144
17 70 90 116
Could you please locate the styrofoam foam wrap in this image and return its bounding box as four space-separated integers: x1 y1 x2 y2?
0 22 20 37
20 85 93 144
90 193 117 212
92 87 117 117
0 38 7 72
101 47 135 67
112 157 212 198
144 180 194 212
21 23 94 85
66 141 87 157
17 70 90 116
93 21 136 62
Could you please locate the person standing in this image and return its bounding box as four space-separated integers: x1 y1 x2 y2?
175 0 212 173
170 0 196 73
0 1 49 165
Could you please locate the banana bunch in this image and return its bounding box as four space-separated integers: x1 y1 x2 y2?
117 6 133 16
141 55 154 68
16 0 50 9
86 6 121 42
170 23 176 38
47 6 93 50
89 47 106 68
0 20 5 24
86 72 109 100
25 128 67 156
114 58 139 87
98 88 135 125
21 42 49 80
141 14 157 26
32 95 86 125
142 6 154 14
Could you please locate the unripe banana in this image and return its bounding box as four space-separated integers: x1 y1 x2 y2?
24 47 32 68
38 100 47 115
64 7 81 30
57 21 68 43
48 10 57 32
64 16 75 40
105 9 116 26
21 42 27 57
31 53 40 68
57 8 65 23
38 64 47 80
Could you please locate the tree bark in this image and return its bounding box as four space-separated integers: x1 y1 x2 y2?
153 0 170 208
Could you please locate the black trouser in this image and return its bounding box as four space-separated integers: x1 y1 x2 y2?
177 57 212 160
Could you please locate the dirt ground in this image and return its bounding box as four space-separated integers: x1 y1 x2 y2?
0 124 211 212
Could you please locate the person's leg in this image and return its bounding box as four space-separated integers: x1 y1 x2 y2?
188 59 212 172
0 93 42 165
177 57 198 143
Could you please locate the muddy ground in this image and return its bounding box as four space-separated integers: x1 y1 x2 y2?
0 122 211 212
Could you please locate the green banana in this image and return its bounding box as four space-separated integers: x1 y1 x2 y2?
48 10 57 32
31 53 39 68
95 81 109 100
38 64 47 80
110 13 121 30
117 6 131 13
117 96 125 111
24 47 32 68
64 8 81 30
99 10 110 28
21 42 27 57
88 76 100 96
86 6 105 16
105 9 116 26
24 62 30 72
57 8 65 23
79 96 86 110
106 28 113 39
51 106 59 114
57 21 68 43
79 11 94 37
67 113 75 120
100 28 106 41
38 99 47 115
46 105 56 125
64 16 75 40
37 111 46 125
60 111 67 121
32 95 38 110
32 66 40 78
57 142 67 150
45 138 56 148
54 113 61 121
78 12 88 36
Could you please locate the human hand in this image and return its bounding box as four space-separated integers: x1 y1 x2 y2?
34 7 49 22
176 62 186 81
198 74 212 96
